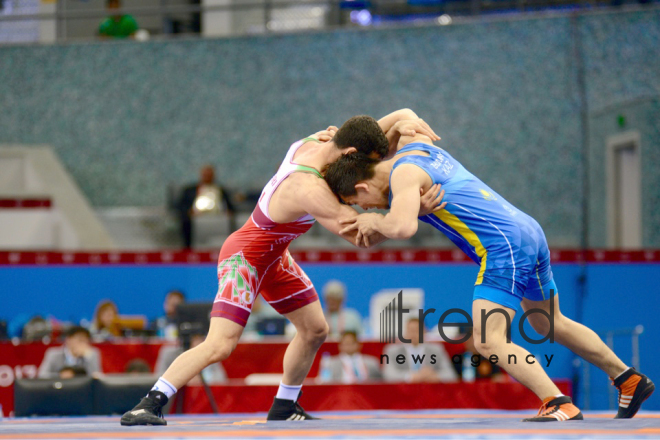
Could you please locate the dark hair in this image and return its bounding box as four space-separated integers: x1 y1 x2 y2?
22 316 52 341
340 331 359 342
66 325 91 339
59 365 88 377
333 115 389 159
125 358 151 374
325 153 379 198
167 290 185 301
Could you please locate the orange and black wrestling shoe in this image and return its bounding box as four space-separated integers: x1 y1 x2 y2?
523 395 583 422
613 368 655 419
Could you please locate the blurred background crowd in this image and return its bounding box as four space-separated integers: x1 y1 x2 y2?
14 280 502 387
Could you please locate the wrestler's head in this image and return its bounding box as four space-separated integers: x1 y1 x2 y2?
324 153 389 210
332 115 389 159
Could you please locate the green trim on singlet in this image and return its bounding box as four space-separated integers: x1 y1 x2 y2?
294 138 323 178
292 164 323 178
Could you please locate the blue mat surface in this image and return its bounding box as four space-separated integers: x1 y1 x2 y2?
2 410 660 440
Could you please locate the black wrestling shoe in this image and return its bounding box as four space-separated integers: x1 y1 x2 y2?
120 390 168 426
522 395 583 422
267 392 318 421
613 368 655 419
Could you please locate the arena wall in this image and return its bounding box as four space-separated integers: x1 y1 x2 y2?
1 9 659 246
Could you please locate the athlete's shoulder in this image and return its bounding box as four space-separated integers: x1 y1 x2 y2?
399 140 438 150
287 169 323 184
282 172 330 200
302 174 334 196
390 161 431 185
391 152 432 175
289 175 341 219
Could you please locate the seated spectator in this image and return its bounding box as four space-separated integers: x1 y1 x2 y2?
152 290 185 340
176 164 235 249
322 280 363 338
318 331 382 383
125 358 152 374
99 0 138 39
382 318 458 383
22 315 52 341
155 333 227 385
59 365 88 379
38 326 102 378
90 300 121 341
455 334 508 382
242 296 280 339
231 188 262 213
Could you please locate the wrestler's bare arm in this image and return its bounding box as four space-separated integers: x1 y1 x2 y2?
305 126 338 143
377 109 420 135
338 165 435 246
300 178 387 248
395 132 436 151
377 109 440 158
376 164 430 239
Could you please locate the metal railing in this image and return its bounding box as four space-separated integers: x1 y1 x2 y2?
1 0 656 44
0 1 336 22
580 325 644 410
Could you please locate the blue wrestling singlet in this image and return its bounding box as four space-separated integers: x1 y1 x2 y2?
390 142 558 309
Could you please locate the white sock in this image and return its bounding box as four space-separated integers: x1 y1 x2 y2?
613 367 632 381
151 377 177 399
555 394 565 399
276 382 302 401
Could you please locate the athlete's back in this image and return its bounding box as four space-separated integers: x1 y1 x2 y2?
391 142 554 308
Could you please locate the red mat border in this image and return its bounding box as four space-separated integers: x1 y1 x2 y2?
1 249 659 265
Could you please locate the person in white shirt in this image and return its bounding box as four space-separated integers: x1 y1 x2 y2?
152 290 185 340
177 164 235 249
382 318 458 383
38 326 102 378
319 331 382 383
322 280 363 338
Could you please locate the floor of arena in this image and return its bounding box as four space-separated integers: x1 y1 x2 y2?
3 410 660 440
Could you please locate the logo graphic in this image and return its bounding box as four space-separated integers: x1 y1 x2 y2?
380 294 398 343
429 155 454 175
379 291 555 345
281 251 313 289
378 291 557 369
216 253 258 308
480 189 497 201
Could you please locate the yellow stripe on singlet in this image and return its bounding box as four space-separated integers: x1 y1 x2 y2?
535 260 545 300
434 210 488 285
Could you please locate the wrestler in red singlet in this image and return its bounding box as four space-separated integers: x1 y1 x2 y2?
211 139 325 326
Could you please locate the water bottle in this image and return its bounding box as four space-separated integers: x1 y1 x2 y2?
318 352 332 383
462 351 476 383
